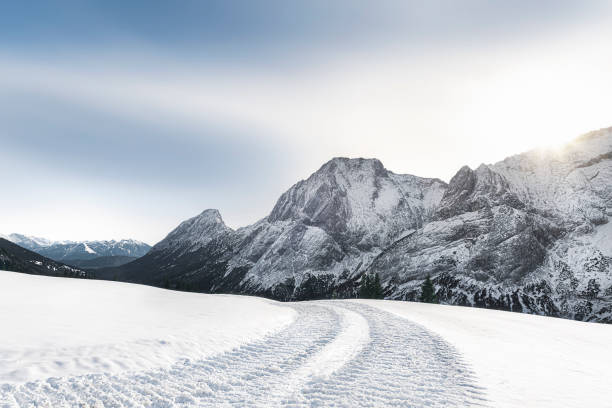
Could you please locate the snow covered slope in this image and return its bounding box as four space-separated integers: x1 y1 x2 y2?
1 272 610 407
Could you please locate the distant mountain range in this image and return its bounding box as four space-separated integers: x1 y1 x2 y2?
102 127 612 323
0 238 90 279
0 234 150 268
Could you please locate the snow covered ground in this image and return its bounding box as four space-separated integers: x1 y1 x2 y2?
359 299 612 408
1 271 611 407
0 272 295 384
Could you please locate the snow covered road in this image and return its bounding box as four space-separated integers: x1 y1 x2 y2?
1 299 486 407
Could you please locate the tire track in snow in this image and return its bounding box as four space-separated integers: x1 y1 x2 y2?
0 302 488 407
0 304 343 408
269 305 370 406
295 302 489 407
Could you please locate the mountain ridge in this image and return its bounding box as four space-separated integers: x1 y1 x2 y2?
1 234 151 262
0 238 90 279
107 126 612 322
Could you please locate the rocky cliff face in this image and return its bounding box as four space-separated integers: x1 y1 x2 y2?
114 157 447 299
369 127 612 322
113 128 612 322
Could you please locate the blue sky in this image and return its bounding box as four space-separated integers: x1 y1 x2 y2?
2 1 612 243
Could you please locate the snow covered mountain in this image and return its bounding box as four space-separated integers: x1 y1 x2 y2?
112 127 612 322
112 158 446 297
0 239 89 279
0 234 54 251
371 128 612 322
1 235 151 262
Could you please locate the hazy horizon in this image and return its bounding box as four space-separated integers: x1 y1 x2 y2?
2 1 612 244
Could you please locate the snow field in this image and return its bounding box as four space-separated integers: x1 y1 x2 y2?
0 271 295 384
359 299 612 408
0 272 484 407
1 271 611 407
1 301 485 407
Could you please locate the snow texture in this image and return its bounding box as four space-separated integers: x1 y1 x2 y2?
0 271 294 385
2 272 611 407
362 299 612 408
0 272 486 407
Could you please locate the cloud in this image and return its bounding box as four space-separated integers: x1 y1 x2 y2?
0 1 606 60
3 19 612 182
1 1 611 243
0 89 295 189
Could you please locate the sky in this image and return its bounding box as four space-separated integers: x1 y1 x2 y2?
1 1 612 244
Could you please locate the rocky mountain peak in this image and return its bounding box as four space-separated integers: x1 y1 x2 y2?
447 165 476 190
153 209 232 252
197 208 225 222
262 156 447 254
317 157 387 177
268 157 390 225
436 162 523 220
